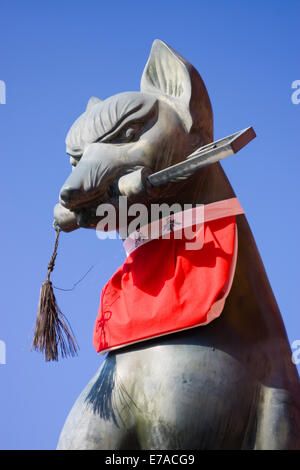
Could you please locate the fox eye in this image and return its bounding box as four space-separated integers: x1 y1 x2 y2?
118 124 140 143
125 127 136 140
99 122 141 144
69 155 81 167
115 124 140 143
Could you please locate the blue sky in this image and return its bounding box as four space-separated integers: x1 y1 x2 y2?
0 0 299 450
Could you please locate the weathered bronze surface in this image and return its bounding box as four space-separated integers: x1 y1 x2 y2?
55 40 300 450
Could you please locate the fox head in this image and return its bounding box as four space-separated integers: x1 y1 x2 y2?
56 39 213 229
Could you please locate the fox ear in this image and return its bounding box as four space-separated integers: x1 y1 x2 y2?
141 40 213 142
86 96 102 111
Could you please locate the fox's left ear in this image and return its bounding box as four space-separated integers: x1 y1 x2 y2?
141 40 213 143
86 96 102 111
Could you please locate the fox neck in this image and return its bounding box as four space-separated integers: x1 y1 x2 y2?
118 162 236 238
153 162 236 208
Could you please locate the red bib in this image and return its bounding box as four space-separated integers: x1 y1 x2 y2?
93 198 244 354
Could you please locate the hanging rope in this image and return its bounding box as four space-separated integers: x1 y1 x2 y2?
31 228 78 361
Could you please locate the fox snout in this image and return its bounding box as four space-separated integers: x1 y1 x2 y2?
59 187 81 206
59 143 125 210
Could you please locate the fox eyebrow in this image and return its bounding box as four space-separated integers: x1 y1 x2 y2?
67 147 82 158
66 92 158 153
97 101 158 143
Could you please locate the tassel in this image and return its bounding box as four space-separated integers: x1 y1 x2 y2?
32 228 78 361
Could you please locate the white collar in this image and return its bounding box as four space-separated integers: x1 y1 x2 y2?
123 197 244 257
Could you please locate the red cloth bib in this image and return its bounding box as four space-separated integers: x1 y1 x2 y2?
93 199 243 354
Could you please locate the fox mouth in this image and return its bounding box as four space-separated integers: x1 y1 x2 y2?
61 166 141 207
61 166 144 228
72 207 100 228
72 186 119 228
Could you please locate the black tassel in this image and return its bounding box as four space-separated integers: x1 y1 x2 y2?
32 228 78 361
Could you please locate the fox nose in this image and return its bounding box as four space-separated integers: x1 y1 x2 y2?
59 187 82 207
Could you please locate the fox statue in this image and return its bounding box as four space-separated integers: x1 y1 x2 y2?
55 40 300 450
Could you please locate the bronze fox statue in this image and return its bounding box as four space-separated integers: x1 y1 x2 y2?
55 40 300 450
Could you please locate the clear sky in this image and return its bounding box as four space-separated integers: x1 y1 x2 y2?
0 0 299 450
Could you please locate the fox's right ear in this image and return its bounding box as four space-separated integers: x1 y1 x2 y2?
86 96 102 111
141 40 213 143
